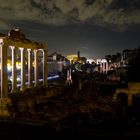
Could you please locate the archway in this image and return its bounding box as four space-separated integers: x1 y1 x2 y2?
117 92 128 106
132 94 140 107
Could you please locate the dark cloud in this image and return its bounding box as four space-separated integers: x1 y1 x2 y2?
0 0 140 31
109 0 140 11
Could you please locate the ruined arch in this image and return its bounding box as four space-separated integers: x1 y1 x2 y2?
117 92 128 106
132 94 140 107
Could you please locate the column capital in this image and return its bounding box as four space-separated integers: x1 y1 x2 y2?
19 47 25 51
38 49 45 52
0 42 4 47
0 38 4 45
9 45 16 50
27 48 32 52
34 49 38 53
38 49 43 51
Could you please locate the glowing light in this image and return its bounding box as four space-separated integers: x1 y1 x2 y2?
4 59 28 71
7 63 12 71
7 59 12 71
16 61 21 69
47 75 59 80
66 54 78 62
6 60 22 71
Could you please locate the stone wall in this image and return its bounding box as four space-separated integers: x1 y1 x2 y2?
113 82 140 106
6 86 58 119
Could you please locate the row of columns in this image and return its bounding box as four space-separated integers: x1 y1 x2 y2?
0 41 47 98
100 62 108 73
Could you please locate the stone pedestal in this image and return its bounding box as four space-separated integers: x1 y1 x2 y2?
0 98 11 117
128 95 132 106
113 94 117 102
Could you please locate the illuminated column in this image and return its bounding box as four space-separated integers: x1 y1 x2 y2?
10 46 17 92
0 40 8 98
42 49 47 86
27 49 33 88
34 49 38 87
20 48 26 91
100 62 102 73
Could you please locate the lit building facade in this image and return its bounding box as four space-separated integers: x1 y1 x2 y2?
48 52 69 75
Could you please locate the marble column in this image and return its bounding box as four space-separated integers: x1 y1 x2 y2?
0 40 8 98
20 48 26 91
27 49 32 88
10 46 17 92
42 49 47 86
34 49 38 87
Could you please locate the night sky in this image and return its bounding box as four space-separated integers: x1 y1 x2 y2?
0 0 140 58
